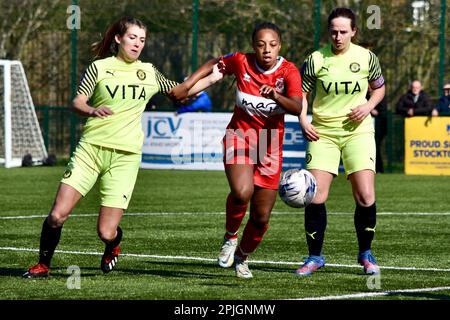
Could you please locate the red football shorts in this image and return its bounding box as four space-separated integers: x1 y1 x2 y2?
222 128 283 190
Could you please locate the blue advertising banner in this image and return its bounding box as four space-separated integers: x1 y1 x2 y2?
141 112 309 170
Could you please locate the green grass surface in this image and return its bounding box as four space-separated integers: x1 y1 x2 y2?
0 167 449 301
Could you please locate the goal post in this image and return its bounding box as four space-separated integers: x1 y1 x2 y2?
0 60 47 168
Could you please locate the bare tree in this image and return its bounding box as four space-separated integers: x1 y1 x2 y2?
0 0 62 60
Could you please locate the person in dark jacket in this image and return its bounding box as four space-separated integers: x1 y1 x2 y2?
432 83 450 116
396 80 433 116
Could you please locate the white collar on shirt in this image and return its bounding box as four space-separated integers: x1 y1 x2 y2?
254 56 284 75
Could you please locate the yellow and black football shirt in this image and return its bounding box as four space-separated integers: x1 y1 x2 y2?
301 43 384 134
77 56 178 154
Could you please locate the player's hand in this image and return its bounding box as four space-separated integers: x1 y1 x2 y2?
169 83 190 101
370 109 379 116
217 60 226 73
210 63 224 82
90 105 113 118
347 103 371 123
300 119 319 142
259 85 279 100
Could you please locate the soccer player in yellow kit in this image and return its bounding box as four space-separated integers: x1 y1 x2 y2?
295 7 385 276
23 17 178 278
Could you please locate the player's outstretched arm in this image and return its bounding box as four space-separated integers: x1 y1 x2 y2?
169 58 219 101
187 63 224 97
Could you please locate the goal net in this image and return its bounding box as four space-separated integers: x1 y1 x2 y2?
0 60 47 168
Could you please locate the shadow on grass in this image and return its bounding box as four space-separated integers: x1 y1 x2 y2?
0 267 101 279
0 267 27 277
0 260 359 280
142 260 357 278
254 264 364 276
0 263 225 280
143 259 294 273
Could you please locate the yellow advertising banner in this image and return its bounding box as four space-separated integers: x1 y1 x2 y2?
405 116 450 175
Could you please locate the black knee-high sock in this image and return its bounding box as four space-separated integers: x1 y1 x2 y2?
105 226 123 251
304 203 327 256
354 203 377 253
38 218 62 267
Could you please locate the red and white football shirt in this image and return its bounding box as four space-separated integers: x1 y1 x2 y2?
220 52 302 189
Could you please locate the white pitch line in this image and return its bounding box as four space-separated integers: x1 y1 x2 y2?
1 211 450 220
0 247 218 262
0 214 55 220
291 286 450 300
4 247 448 300
1 246 450 273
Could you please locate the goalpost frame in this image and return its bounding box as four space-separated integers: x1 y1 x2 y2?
3 61 13 167
1 59 48 168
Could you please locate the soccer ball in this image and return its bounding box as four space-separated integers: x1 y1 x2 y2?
278 169 317 208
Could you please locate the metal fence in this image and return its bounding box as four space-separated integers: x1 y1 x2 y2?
386 112 406 172
35 106 82 159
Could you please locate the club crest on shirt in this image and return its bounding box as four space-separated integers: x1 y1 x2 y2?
63 169 72 179
275 77 285 93
63 163 74 179
137 69 146 80
349 62 360 73
306 153 312 164
243 73 251 82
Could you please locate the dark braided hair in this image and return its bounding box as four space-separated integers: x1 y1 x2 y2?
251 21 282 43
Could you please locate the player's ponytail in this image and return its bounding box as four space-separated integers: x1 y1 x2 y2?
92 17 147 60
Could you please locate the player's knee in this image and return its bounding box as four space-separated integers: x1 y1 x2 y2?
355 192 375 207
47 210 69 227
313 188 329 204
97 228 116 243
251 215 269 228
250 207 271 226
357 198 375 207
231 186 253 204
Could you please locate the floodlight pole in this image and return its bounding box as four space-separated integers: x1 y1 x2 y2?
70 0 79 155
191 0 199 73
438 0 446 91
313 0 321 50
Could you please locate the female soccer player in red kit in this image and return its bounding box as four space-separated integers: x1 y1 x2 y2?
171 22 303 278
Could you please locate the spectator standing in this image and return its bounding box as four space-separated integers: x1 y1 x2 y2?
396 80 433 116
432 83 450 116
